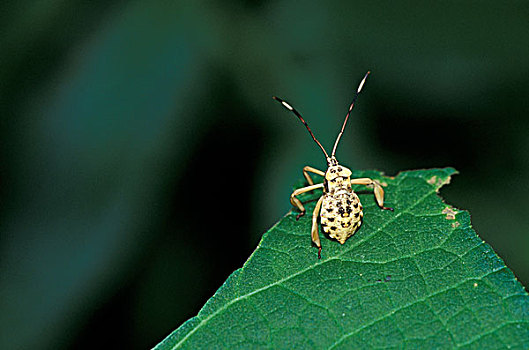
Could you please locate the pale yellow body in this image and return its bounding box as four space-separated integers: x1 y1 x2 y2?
290 162 391 258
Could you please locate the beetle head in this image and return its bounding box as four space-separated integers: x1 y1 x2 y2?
325 164 352 181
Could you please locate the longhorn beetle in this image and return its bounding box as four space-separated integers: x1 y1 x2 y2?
273 71 393 259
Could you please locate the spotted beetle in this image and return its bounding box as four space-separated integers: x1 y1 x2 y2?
273 71 393 259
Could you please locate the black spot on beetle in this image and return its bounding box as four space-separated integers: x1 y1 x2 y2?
346 199 352 205
337 167 342 171
338 208 344 214
330 226 337 231
328 217 335 222
354 212 359 218
346 207 352 213
353 203 359 209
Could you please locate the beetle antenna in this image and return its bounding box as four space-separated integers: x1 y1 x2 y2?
273 96 330 159
331 71 370 157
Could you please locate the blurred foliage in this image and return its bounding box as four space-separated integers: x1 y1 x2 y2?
0 0 528 349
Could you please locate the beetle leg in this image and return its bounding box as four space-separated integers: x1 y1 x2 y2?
303 166 325 185
350 178 394 211
312 196 324 259
290 183 324 220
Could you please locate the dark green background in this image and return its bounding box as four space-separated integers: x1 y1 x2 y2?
1 1 528 349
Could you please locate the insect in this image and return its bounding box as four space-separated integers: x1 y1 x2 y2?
273 71 393 259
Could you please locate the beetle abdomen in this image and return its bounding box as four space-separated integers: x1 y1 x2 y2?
320 191 363 244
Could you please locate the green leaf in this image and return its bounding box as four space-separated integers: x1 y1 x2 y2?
156 168 529 349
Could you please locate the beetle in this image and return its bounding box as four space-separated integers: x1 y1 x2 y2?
273 71 393 259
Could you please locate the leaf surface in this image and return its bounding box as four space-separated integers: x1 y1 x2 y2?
155 168 529 349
